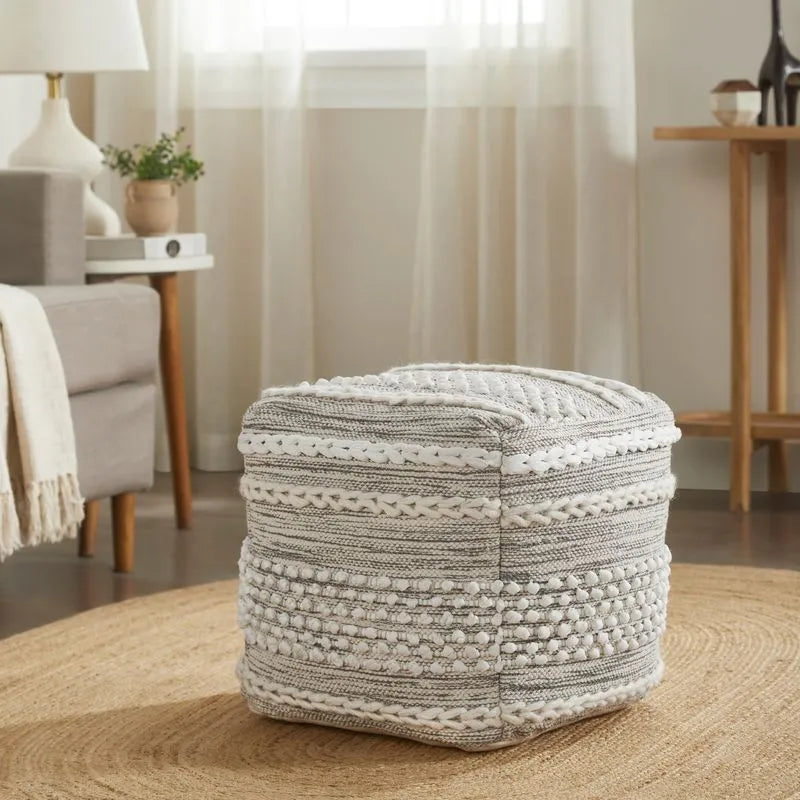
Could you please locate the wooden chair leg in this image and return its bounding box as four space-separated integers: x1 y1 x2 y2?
112 493 136 573
78 499 100 557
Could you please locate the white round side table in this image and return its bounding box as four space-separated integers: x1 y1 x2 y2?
86 254 214 530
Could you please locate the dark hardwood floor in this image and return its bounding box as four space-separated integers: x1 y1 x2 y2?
0 473 797 639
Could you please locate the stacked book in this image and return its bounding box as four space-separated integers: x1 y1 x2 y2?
86 233 207 260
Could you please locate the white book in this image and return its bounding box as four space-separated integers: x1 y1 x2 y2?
86 233 207 260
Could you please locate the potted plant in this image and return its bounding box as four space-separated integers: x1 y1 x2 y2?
101 128 204 236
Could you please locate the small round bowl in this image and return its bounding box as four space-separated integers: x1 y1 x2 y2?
710 88 761 127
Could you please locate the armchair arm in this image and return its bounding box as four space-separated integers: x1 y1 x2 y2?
0 169 85 285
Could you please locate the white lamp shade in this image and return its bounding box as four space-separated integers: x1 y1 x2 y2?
0 0 148 73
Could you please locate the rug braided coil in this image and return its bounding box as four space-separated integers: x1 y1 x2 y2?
237 364 679 749
0 565 798 799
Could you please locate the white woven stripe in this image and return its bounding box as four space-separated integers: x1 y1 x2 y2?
240 475 674 526
501 426 681 475
239 476 502 520
238 427 680 474
238 432 502 468
501 475 677 527
238 659 663 732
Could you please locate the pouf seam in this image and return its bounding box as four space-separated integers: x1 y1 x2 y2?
495 425 505 747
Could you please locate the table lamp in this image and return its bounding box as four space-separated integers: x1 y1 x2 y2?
0 0 149 235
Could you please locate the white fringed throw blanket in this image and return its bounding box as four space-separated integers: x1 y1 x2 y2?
0 285 84 560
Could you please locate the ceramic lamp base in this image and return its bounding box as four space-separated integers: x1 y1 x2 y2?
9 98 120 236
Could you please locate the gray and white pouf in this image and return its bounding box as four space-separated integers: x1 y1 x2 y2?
236 364 679 750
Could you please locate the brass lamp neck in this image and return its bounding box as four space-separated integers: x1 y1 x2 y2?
45 72 64 100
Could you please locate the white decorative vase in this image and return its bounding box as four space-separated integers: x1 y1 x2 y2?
9 98 121 235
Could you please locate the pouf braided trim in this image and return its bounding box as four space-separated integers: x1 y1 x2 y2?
239 474 675 526
501 475 676 526
239 476 503 520
500 426 680 474
238 432 502 468
238 660 664 732
237 426 680 474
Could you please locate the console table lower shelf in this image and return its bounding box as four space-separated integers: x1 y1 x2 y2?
678 411 800 440
678 412 799 500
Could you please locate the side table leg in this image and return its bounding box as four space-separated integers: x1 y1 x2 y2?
150 272 192 529
730 141 752 513
112 492 136 573
767 142 789 493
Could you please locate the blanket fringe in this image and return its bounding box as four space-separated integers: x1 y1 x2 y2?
0 490 22 561
14 474 84 548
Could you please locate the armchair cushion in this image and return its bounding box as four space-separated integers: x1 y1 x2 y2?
71 382 157 500
26 283 160 395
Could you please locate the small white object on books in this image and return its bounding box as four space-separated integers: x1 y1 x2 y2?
86 233 207 260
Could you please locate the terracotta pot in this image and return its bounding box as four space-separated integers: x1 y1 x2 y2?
124 180 178 236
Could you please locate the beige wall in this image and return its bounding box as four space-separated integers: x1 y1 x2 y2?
635 0 800 490
0 75 45 165
66 75 94 139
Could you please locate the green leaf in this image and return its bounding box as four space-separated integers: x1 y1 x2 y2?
100 128 205 185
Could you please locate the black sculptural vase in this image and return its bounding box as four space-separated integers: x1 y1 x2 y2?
759 0 800 124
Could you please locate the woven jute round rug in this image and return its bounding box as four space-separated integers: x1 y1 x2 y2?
1 564 798 799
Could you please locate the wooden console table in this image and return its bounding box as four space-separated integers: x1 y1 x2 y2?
654 126 800 512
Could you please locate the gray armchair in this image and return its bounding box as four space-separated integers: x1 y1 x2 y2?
0 169 159 572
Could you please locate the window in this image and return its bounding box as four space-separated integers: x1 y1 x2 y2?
185 0 546 109
187 0 544 55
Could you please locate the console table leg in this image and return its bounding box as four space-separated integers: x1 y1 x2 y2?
730 141 752 513
767 143 789 493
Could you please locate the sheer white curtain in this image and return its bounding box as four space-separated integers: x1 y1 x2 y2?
411 0 638 380
95 0 314 470
94 0 637 471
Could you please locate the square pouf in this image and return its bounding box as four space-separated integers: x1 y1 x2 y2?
236 364 679 750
